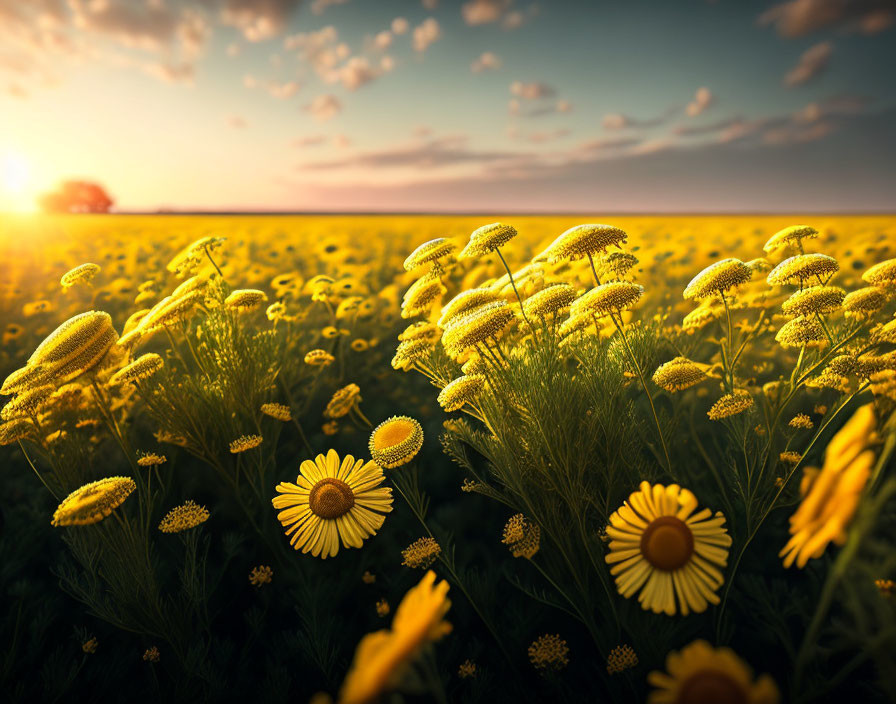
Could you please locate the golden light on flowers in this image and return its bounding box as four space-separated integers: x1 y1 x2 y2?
1 384 54 421
441 301 515 355
607 644 638 675
391 338 435 371
763 224 818 254
61 263 100 290
683 259 752 300
775 316 828 349
1 363 50 396
766 253 839 286
652 357 707 393
528 634 569 673
110 353 163 385
325 383 361 418
780 285 845 317
401 276 446 319
229 434 263 453
438 288 501 328
842 286 887 318
401 536 442 569
789 413 814 429
458 659 478 679
339 570 451 704
143 646 160 663
605 481 732 615
501 514 540 559
780 404 877 569
158 500 210 533
304 349 335 366
523 283 577 319
272 449 393 559
862 258 896 287
647 639 780 704
167 235 224 276
459 221 518 258
225 288 268 311
249 565 273 587
571 282 644 319
0 418 33 446
368 415 423 468
51 477 136 527
260 402 292 421
28 310 116 381
539 223 627 263
403 238 456 271
708 390 754 420
137 452 167 467
437 374 486 412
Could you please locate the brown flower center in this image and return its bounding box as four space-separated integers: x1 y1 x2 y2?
640 516 694 571
374 421 413 450
676 670 748 704
308 478 355 519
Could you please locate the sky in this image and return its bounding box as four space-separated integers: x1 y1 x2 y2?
0 0 894 213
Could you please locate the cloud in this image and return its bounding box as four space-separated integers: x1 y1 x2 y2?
335 56 379 90
305 93 343 121
508 127 571 144
228 115 248 128
220 0 302 41
471 51 502 73
674 117 744 137
144 61 195 85
293 135 328 147
267 80 300 98
762 120 836 145
462 0 511 25
300 134 530 171
422 0 439 9
793 93 871 122
510 81 555 100
310 0 350 15
511 99 573 117
784 41 832 86
333 134 352 148
373 30 392 49
460 0 535 28
412 18 441 52
759 0 894 37
391 17 409 35
578 136 642 152
686 87 714 116
602 109 676 130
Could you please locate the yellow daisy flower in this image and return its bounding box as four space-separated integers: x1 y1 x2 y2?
605 482 732 616
780 403 877 568
272 449 393 559
339 570 451 704
647 639 779 704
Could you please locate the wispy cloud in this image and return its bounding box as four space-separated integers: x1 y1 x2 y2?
759 0 894 37
471 51 502 73
784 41 832 86
305 93 343 121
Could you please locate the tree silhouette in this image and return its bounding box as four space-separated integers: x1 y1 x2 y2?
39 181 114 214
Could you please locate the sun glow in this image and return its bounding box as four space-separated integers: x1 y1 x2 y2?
1 151 36 213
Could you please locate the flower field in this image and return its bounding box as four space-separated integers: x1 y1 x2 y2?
1 213 895 703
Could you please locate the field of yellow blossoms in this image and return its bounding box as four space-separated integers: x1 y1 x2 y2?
1 214 895 703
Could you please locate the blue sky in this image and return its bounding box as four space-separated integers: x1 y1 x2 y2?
0 0 894 212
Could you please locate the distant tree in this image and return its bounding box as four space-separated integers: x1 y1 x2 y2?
38 181 114 214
